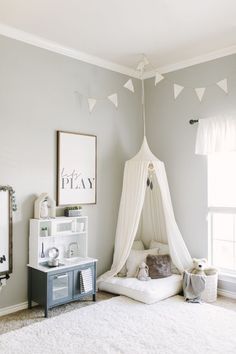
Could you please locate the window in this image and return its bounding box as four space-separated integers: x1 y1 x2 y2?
208 152 236 273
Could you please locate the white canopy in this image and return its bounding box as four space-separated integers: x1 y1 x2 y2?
98 137 192 283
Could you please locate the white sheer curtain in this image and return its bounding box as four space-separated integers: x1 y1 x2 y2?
141 172 167 248
153 161 192 272
195 116 236 155
97 160 149 283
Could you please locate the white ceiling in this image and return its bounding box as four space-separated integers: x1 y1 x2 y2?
0 0 236 77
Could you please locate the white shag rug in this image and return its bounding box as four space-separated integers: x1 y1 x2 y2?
1 295 236 354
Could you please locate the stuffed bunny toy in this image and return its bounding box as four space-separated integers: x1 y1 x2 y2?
137 261 151 281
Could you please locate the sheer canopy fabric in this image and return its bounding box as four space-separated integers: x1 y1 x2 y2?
195 116 236 155
97 138 192 284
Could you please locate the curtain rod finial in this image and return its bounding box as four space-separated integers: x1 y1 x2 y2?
189 119 199 125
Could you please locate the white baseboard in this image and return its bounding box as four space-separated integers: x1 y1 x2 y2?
0 301 28 317
0 301 37 317
218 288 236 299
0 290 235 317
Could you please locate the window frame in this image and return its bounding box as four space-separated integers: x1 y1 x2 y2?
208 206 236 275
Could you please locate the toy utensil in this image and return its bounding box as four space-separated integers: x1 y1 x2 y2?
41 242 45 258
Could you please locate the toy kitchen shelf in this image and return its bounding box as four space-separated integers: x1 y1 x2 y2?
29 216 88 266
28 216 97 317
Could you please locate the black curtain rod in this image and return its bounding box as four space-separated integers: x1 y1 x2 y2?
189 119 199 125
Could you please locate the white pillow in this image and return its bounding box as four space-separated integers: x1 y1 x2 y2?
132 240 145 250
150 240 169 254
149 240 179 274
126 248 159 277
118 240 145 277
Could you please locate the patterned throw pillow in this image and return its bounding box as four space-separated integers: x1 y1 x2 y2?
149 240 180 274
146 254 172 279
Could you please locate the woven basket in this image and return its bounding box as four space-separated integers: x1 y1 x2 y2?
201 268 218 303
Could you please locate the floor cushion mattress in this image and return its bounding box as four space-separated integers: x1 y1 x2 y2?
98 274 183 304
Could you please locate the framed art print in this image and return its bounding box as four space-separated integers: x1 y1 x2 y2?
57 131 97 206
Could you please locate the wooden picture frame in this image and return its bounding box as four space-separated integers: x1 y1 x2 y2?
57 131 97 206
0 188 13 276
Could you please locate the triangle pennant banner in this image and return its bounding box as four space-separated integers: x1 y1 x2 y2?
155 72 164 86
216 78 228 93
195 87 206 102
174 84 184 99
88 98 97 113
123 79 134 92
108 93 118 107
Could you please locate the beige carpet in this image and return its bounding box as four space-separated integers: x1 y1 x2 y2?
0 291 115 335
0 292 235 336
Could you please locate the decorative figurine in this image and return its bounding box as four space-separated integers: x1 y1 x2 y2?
34 193 56 219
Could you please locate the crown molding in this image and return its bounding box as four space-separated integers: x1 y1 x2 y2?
0 22 236 80
143 44 236 79
0 23 140 79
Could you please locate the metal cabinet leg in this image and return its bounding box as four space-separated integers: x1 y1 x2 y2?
93 263 97 302
45 307 48 318
28 268 32 309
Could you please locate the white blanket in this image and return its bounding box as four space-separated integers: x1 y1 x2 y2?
183 271 206 302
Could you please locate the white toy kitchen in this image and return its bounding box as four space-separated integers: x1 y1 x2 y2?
28 216 97 317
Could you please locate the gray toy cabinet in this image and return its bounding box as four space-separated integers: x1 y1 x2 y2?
28 260 96 317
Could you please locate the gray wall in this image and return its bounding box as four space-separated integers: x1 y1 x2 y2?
0 35 143 308
145 54 236 293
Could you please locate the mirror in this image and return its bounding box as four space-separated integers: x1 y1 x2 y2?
0 186 14 276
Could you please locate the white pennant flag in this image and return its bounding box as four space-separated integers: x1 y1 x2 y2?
195 87 206 102
216 78 228 93
123 79 134 92
174 84 184 99
155 72 164 86
108 93 118 108
88 98 97 113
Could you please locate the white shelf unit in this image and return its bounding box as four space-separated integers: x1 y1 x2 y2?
29 216 88 267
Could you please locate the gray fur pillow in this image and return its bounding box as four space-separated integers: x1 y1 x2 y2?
146 254 172 279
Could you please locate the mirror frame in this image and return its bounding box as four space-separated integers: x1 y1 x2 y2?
0 186 14 276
